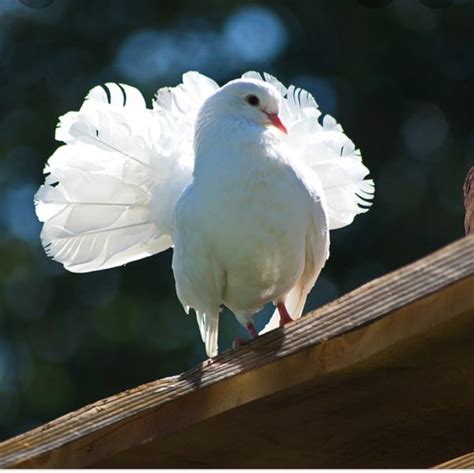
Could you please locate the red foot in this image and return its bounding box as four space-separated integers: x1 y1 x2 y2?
232 337 248 349
246 322 258 338
232 322 258 350
277 302 293 327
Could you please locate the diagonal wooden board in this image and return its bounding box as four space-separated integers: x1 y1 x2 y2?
0 236 473 468
436 452 474 469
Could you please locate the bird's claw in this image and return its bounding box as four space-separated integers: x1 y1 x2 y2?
232 337 249 349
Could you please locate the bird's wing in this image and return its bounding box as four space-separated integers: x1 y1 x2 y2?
260 173 330 334
172 187 223 358
35 73 218 273
242 71 375 230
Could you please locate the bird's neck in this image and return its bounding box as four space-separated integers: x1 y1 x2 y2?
193 115 284 183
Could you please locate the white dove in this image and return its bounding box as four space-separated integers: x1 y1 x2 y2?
35 71 374 357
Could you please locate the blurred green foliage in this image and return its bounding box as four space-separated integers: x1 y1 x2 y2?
0 0 472 439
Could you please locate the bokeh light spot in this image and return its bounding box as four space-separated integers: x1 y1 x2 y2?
114 29 221 85
4 184 42 243
223 5 288 63
115 29 165 85
402 102 449 160
378 158 428 215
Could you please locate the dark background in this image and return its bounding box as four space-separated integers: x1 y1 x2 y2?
0 0 472 440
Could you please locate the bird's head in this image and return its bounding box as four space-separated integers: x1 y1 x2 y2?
199 78 287 135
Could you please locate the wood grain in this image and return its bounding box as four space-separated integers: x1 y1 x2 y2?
0 236 473 468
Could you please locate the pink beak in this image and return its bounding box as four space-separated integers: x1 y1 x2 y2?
266 112 287 134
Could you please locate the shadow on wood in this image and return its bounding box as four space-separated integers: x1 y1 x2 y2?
0 236 473 468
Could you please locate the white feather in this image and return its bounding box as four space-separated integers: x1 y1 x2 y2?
260 169 330 334
195 311 219 358
35 75 216 273
243 71 374 230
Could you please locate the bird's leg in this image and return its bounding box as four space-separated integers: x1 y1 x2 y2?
246 321 258 338
277 302 293 327
232 321 258 349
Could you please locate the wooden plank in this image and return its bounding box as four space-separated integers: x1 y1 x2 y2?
95 305 474 468
435 452 474 469
0 236 473 468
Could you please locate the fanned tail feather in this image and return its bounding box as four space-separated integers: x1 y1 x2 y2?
36 80 194 272
36 73 219 273
35 142 171 273
310 116 374 229
243 71 374 231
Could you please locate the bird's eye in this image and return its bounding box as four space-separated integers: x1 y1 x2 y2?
246 94 260 107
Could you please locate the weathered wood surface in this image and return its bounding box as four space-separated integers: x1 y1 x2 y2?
436 452 474 469
0 236 473 468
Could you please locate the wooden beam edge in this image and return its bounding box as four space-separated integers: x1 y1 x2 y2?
1 236 473 467
435 452 474 469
